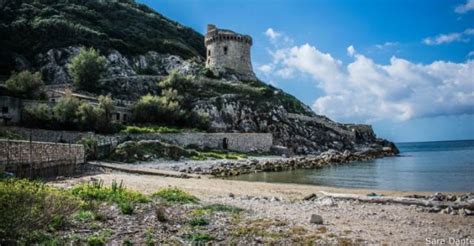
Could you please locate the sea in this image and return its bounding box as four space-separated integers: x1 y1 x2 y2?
226 140 474 192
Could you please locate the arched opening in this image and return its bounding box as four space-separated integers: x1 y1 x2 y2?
222 137 228 150
223 46 228 55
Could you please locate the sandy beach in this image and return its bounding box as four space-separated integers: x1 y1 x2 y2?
53 171 474 244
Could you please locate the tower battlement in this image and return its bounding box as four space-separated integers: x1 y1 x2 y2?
204 24 256 81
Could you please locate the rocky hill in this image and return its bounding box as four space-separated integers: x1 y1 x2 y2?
0 0 398 155
0 0 205 76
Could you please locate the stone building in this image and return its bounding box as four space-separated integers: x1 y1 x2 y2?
205 24 257 81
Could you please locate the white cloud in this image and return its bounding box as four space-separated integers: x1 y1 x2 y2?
375 42 398 49
265 28 281 40
455 0 474 13
423 28 474 45
258 64 273 73
469 51 474 57
347 45 356 56
261 43 474 122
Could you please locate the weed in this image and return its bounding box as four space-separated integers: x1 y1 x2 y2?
73 210 96 223
152 187 199 204
188 216 209 227
71 179 148 214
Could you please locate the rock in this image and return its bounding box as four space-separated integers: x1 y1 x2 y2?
315 196 337 207
310 214 324 224
228 193 235 198
303 193 317 201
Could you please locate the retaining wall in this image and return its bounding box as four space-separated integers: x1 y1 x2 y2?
0 139 85 178
129 133 273 152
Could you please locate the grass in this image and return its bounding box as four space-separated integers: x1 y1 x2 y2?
70 179 149 214
191 151 247 161
152 187 199 204
188 216 209 227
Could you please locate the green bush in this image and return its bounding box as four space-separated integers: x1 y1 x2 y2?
152 187 199 204
109 140 197 163
132 72 210 130
0 179 81 242
4 70 45 99
23 103 52 127
68 47 107 91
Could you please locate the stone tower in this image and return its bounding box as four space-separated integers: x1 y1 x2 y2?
205 24 256 81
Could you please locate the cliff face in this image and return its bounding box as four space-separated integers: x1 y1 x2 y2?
0 1 399 155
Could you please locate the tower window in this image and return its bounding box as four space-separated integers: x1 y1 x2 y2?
208 49 211 56
223 46 228 55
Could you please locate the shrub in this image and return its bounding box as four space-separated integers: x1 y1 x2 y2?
5 71 45 99
68 47 107 91
0 179 81 242
121 125 182 134
22 103 52 127
152 188 199 204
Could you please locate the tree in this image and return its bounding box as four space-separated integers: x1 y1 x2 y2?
5 71 45 99
76 103 99 131
53 95 81 127
98 95 114 121
68 47 107 91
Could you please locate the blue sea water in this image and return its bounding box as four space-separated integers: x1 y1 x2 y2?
226 140 474 192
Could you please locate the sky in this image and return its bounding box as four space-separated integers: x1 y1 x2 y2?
139 0 474 143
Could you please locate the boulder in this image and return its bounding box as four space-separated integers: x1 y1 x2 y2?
310 214 324 224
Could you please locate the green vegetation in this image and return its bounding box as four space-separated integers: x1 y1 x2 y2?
0 179 81 243
191 151 247 161
121 125 183 134
4 70 45 99
71 179 149 215
68 47 107 91
152 187 199 204
21 94 121 133
132 73 210 129
0 0 204 75
0 129 24 140
188 216 209 227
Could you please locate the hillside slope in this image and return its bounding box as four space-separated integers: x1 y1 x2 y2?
0 0 205 75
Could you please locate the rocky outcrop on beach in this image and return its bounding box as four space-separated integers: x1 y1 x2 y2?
165 148 398 177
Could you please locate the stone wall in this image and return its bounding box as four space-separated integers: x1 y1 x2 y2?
128 132 273 153
0 139 85 178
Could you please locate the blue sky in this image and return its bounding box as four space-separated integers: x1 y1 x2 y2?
139 0 474 142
